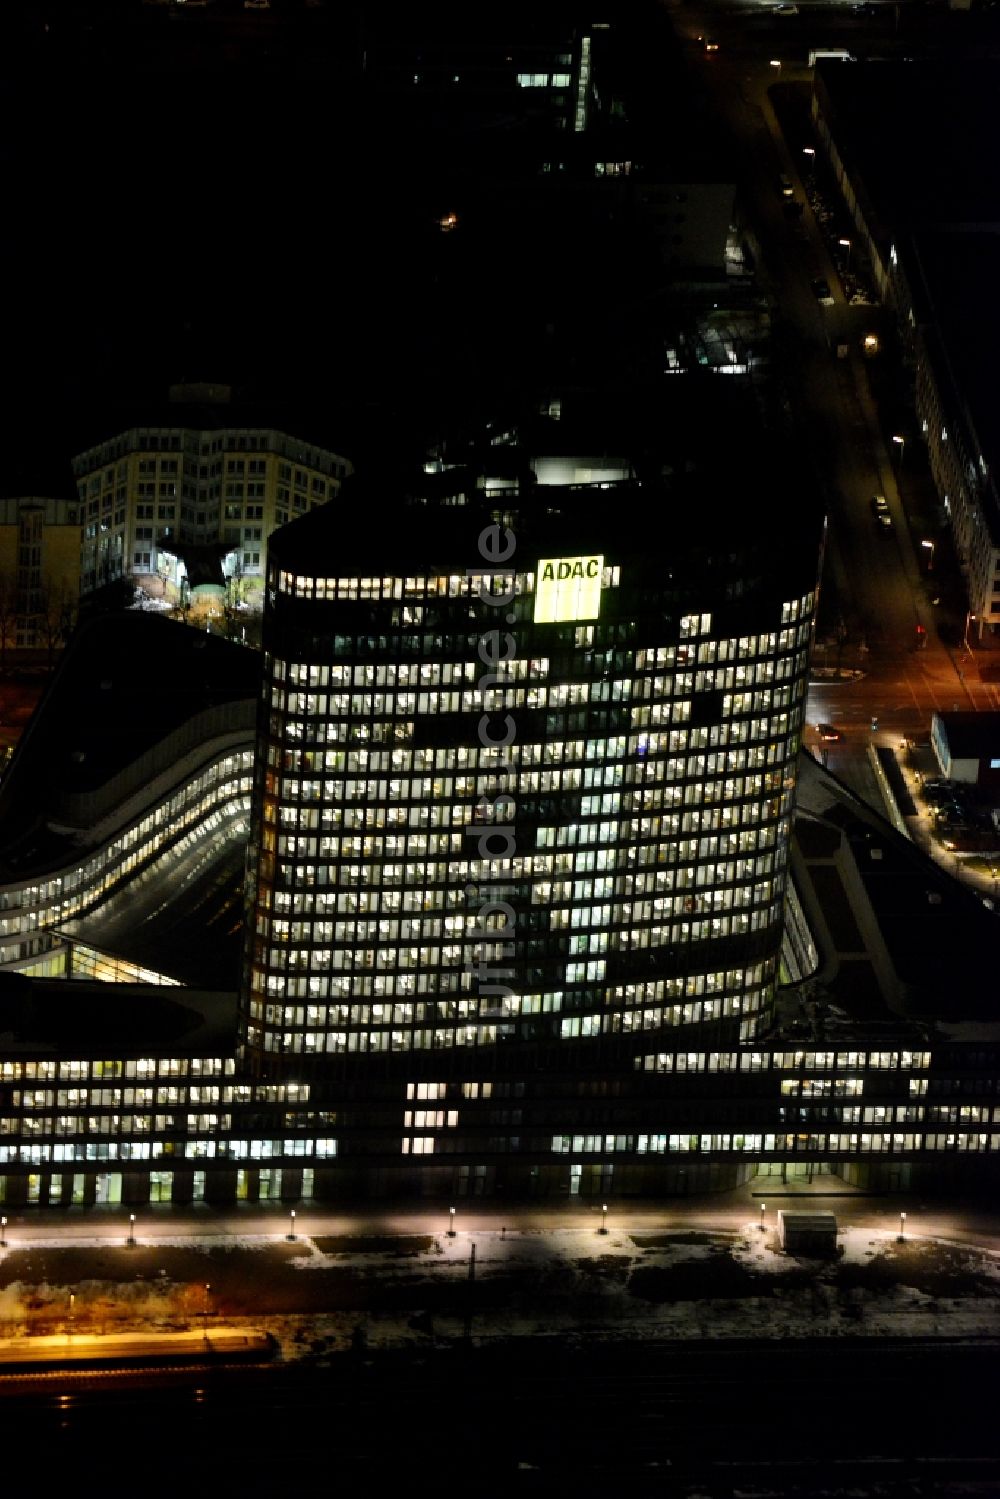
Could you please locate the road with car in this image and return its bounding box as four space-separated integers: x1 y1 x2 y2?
671 0 1000 820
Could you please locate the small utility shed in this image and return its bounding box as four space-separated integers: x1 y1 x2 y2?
777 1211 838 1255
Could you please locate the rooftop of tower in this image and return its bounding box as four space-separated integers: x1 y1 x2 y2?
267 384 824 588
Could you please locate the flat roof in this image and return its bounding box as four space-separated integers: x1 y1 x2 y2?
0 973 235 1057
0 612 259 875
934 710 1000 760
270 389 825 591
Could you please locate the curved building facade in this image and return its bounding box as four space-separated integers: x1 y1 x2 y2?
237 452 825 1186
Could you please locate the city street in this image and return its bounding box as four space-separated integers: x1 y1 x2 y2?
664 1 1000 850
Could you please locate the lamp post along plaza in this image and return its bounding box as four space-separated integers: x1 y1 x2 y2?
964 612 977 651
448 1206 456 1238
899 1211 907 1242
600 1202 608 1235
760 1202 766 1232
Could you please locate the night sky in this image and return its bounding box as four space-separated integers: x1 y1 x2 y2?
3 2 670 477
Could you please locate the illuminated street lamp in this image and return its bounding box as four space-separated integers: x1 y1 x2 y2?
921 540 935 572
769 58 781 72
898 1210 907 1242
448 1206 456 1237
204 1283 211 1331
964 611 977 650
288 1208 297 1242
892 434 906 464
127 1212 135 1248
1 1216 7 1247
838 236 852 268
760 1202 766 1232
802 146 815 161
600 1202 609 1235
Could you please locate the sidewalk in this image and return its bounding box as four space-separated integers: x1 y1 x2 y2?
0 1219 994 1359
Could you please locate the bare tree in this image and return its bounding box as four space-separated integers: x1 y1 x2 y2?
0 574 18 673
38 576 78 667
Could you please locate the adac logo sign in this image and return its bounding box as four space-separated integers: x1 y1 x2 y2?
533 554 604 623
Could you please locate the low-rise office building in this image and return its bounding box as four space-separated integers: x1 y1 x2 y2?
931 712 1000 789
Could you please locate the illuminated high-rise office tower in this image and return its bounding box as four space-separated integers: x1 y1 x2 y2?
240 423 824 1176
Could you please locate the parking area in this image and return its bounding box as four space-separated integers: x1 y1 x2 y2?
891 739 1000 893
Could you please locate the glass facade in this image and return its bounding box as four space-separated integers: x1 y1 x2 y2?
241 550 814 1067
0 460 993 1204
0 747 254 974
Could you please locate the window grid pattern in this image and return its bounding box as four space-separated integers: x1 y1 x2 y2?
242 569 815 1061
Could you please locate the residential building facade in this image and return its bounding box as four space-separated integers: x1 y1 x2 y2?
71 396 352 599
0 495 81 654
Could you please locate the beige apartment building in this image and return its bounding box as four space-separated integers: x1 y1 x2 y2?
0 495 81 655
71 386 352 603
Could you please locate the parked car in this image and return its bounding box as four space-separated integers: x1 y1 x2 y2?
817 723 841 741
811 277 835 305
870 494 892 530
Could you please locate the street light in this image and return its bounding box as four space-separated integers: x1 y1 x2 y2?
964 611 977 651
898 1210 907 1242
802 146 815 160
127 1212 135 1248
1 1216 7 1247
600 1202 608 1235
892 434 906 464
288 1208 296 1242
769 58 781 72
204 1283 211 1331
448 1206 456 1237
838 236 852 268
921 539 935 572
760 1202 766 1232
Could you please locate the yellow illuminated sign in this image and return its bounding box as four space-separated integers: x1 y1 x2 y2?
533 555 604 623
